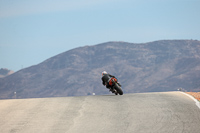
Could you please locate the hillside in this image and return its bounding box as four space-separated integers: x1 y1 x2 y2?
0 40 200 99
0 68 14 78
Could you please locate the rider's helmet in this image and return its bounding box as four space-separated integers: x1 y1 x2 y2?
102 71 107 76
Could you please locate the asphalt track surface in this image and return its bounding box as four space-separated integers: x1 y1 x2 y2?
1 92 200 133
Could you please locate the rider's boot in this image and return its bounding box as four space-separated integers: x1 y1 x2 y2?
109 88 115 93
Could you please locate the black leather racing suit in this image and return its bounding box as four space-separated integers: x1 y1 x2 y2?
101 74 115 89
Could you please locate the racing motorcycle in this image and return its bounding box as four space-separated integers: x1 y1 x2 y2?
108 77 123 95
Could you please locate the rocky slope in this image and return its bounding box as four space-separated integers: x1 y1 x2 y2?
0 40 200 99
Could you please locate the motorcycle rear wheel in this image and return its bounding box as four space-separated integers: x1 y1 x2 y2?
114 84 123 95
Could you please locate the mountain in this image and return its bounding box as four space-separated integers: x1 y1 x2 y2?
0 40 200 99
0 68 14 78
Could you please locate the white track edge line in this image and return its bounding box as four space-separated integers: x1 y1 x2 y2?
180 92 200 109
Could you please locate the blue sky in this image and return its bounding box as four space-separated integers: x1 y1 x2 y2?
0 0 200 71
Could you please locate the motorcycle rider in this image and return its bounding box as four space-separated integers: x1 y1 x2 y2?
101 71 121 92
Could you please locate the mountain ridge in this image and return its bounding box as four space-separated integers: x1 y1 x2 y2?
0 40 200 99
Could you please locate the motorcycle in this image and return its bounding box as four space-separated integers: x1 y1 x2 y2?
108 77 123 95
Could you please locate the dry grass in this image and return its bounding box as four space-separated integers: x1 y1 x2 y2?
186 92 200 101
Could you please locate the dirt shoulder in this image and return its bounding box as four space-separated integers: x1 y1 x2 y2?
186 92 200 101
